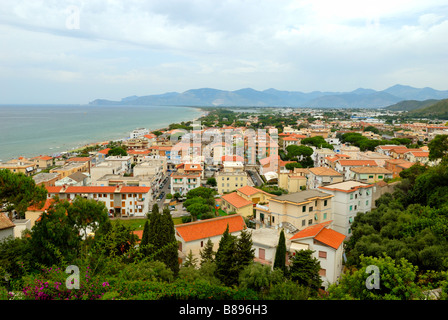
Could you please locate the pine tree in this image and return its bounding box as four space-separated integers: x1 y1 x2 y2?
273 229 287 273
200 238 215 266
235 228 255 271
140 220 150 255
160 207 180 276
183 250 198 268
215 224 239 286
289 249 322 292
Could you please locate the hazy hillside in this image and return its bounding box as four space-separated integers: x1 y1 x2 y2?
385 99 440 111
89 84 448 108
407 99 448 119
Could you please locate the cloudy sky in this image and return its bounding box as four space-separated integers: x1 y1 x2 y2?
1 0 447 104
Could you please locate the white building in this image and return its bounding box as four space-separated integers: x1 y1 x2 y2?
130 128 149 139
289 221 345 289
46 185 152 217
319 181 373 237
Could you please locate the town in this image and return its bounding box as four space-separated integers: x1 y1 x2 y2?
1 106 448 301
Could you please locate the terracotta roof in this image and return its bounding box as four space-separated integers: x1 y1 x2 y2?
337 160 378 167
175 214 246 242
27 198 55 212
378 145 407 150
237 185 273 197
290 221 345 249
221 192 253 208
221 155 244 162
98 148 111 155
282 136 299 141
314 228 346 249
349 167 392 174
407 151 429 157
290 221 332 240
309 167 342 176
127 149 151 155
0 214 15 230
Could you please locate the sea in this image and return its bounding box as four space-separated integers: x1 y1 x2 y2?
0 104 205 162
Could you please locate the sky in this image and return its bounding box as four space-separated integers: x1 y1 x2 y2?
0 0 448 104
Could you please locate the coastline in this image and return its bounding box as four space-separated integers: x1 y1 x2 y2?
22 106 209 162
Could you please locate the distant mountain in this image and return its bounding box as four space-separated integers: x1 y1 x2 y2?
89 84 448 108
407 99 448 119
385 99 440 111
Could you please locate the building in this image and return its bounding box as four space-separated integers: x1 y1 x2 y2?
55 172 90 186
319 181 373 237
170 163 203 195
384 159 415 178
251 227 291 266
334 159 378 180
289 221 345 289
0 161 36 176
175 214 246 264
50 162 88 179
46 185 151 217
348 166 393 183
216 162 249 194
236 185 274 205
32 172 60 187
30 155 54 169
254 190 334 232
306 167 343 189
0 214 15 241
130 128 149 139
220 192 254 217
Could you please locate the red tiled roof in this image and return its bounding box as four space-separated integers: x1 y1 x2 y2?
289 221 345 250
66 157 92 162
175 215 246 242
237 185 273 197
221 192 253 208
408 151 429 157
98 148 111 155
222 155 244 162
290 221 332 240
314 228 346 249
27 198 55 212
337 160 377 166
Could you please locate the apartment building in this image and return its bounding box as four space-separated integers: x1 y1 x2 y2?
254 190 333 231
306 167 343 189
319 181 373 237
347 166 393 183
46 185 151 217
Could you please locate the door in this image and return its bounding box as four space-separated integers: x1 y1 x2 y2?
259 248 265 260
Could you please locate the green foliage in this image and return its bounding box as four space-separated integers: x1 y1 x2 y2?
301 136 333 150
273 230 287 273
428 134 448 161
200 238 215 265
107 146 127 157
289 249 322 292
327 255 424 300
0 168 47 219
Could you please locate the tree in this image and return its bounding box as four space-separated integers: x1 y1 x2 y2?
206 177 217 187
285 162 302 171
327 255 424 300
234 229 255 272
0 169 47 219
140 220 151 256
200 238 215 265
183 250 198 268
67 196 109 240
428 134 448 161
107 146 127 157
363 126 380 134
215 225 239 286
274 229 287 273
29 199 81 266
289 249 322 292
159 207 180 276
286 145 313 159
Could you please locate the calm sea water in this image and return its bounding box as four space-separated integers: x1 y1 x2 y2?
0 105 204 161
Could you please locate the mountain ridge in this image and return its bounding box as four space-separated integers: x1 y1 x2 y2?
89 84 448 108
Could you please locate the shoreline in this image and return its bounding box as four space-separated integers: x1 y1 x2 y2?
7 107 208 163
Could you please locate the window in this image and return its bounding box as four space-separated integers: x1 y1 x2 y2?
378 175 383 179
324 199 328 206
350 194 353 200
323 213 327 220
308 219 312 225
309 206 313 212
302 219 306 226
302 206 306 212
319 269 326 276
366 200 369 206
369 175 374 179
318 251 327 258
201 241 204 247
349 205 353 211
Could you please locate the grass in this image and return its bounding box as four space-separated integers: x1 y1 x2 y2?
111 216 185 231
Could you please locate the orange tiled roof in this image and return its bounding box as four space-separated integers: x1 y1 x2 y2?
98 148 111 155
66 157 92 162
314 228 346 249
408 151 429 157
337 160 378 166
27 198 55 211
290 221 332 240
221 192 253 208
309 167 342 176
175 215 246 242
222 155 244 162
237 185 273 197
